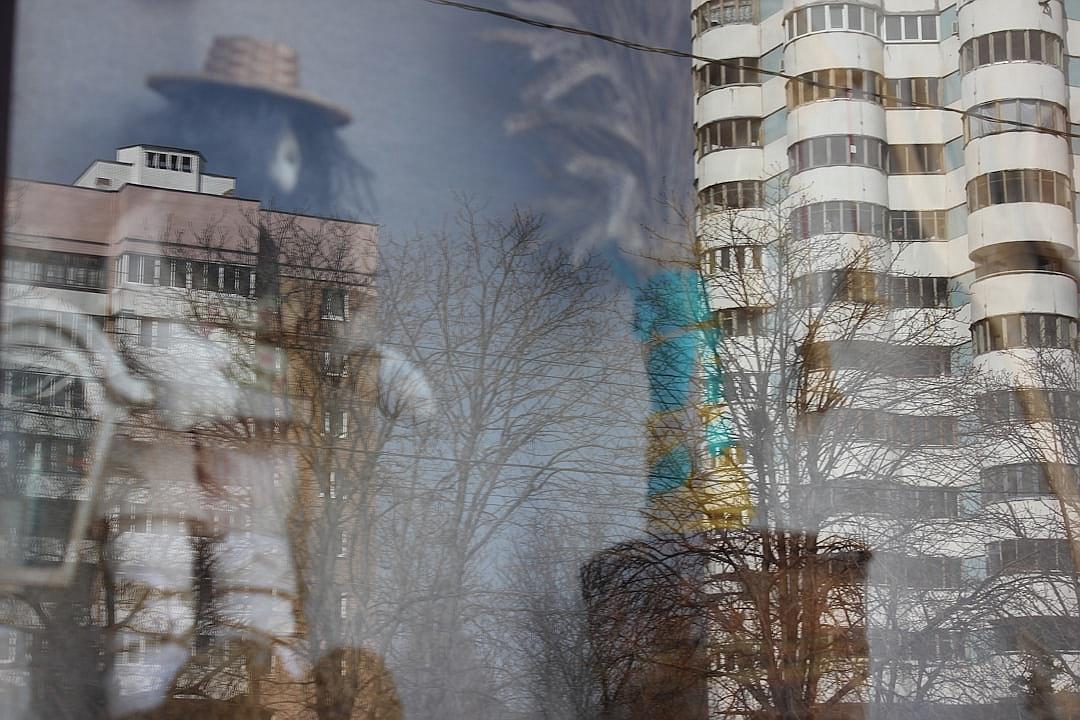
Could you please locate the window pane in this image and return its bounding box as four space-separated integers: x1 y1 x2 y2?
829 5 844 28
921 15 937 41
811 5 826 31
885 16 901 41
904 16 918 40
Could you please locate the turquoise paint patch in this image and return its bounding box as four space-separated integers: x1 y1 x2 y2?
647 444 694 496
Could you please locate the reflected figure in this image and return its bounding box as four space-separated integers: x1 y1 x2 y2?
139 36 375 220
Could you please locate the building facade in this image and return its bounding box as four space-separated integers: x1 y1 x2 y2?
692 0 1080 718
0 145 396 719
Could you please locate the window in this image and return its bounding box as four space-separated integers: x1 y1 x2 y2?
791 201 887 239
340 594 349 620
807 341 951 377
994 617 1080 653
977 389 1080 423
693 0 756 34
784 4 881 41
879 554 962 588
883 14 937 43
806 409 957 445
793 269 882 305
971 313 1077 354
987 539 1073 575
338 530 348 558
325 411 349 439
2 370 86 410
960 30 1063 74
966 169 1072 212
322 351 348 377
696 118 762 154
884 77 941 108
0 628 16 664
181 156 192 173
321 287 348 320
788 134 887 174
787 68 886 109
888 144 945 174
889 210 948 240
138 319 171 349
95 177 111 187
704 245 762 273
964 98 1067 141
698 181 763 212
715 307 768 336
889 275 948 308
973 245 1066 278
982 463 1080 504
5 248 107 291
694 58 760 95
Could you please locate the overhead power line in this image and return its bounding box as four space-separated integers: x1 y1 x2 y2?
421 0 1080 141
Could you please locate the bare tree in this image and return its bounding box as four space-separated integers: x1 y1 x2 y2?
374 204 641 720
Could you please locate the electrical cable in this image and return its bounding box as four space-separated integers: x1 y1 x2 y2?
420 0 1080 141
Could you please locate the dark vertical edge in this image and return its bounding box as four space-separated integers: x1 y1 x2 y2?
0 0 16 311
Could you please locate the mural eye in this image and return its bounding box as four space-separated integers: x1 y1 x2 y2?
269 129 302 194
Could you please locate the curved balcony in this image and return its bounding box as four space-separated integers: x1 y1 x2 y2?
696 23 760 59
965 132 1071 179
961 63 1069 112
697 148 765 187
969 271 1078 322
783 31 883 76
974 346 1078 384
957 0 1063 42
696 85 763 126
787 99 887 144
788 165 888 205
967 204 1076 262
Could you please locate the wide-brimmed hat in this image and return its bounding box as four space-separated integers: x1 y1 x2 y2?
148 36 351 126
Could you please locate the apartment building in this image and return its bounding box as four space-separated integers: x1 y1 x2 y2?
691 0 1080 718
0 144 383 717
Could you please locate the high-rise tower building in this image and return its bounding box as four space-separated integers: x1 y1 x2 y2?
691 1 1080 718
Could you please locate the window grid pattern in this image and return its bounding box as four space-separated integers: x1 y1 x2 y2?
960 30 1064 75
888 144 945 174
787 68 887 109
981 463 1080 504
805 341 952 377
123 252 255 297
787 135 887 174
884 77 942 108
784 4 883 42
696 118 763 155
804 409 958 446
977 389 1080 423
791 201 888 240
693 0 757 34
694 58 761 96
987 539 1073 575
699 181 764 212
964 99 1068 142
966 169 1072 212
890 210 948 241
715 307 768 336
1 369 86 410
793 271 947 308
5 248 106 291
704 245 762 274
971 313 1078 354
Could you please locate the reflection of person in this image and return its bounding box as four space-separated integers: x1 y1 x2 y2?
138 36 374 220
